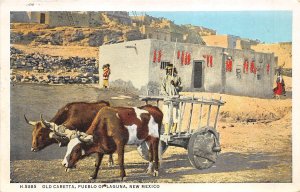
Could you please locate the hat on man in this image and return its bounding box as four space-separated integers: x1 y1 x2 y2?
165 63 174 70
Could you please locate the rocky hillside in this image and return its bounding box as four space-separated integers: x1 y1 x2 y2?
11 23 143 47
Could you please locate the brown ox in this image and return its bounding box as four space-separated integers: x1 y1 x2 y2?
62 105 163 180
24 101 114 167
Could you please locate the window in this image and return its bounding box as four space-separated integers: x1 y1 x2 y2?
236 68 241 79
233 42 236 48
160 61 169 69
257 74 261 80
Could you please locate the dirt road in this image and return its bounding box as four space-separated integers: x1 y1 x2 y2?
10 81 292 183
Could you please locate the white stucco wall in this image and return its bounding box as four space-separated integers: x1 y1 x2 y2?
99 39 152 89
99 39 275 98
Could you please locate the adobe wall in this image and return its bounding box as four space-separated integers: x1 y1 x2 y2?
251 42 292 68
99 39 152 89
202 35 229 48
158 41 275 97
10 12 31 23
140 26 171 41
147 41 224 94
99 39 275 98
223 49 275 97
47 12 90 27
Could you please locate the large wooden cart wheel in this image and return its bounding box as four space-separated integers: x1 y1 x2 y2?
137 140 168 161
188 128 221 169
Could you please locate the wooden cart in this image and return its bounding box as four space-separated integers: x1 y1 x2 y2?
137 95 225 170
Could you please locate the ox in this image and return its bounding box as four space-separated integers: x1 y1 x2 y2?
61 105 163 180
24 101 114 167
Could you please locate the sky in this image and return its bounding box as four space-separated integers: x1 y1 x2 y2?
140 11 292 43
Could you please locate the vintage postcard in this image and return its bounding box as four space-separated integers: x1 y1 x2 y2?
1 0 300 192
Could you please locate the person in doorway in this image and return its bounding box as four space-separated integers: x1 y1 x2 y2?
160 64 182 135
102 64 111 89
161 64 182 96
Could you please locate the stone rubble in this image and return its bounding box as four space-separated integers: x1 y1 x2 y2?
10 47 99 84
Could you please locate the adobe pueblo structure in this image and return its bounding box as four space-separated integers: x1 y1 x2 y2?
99 39 276 98
10 11 132 27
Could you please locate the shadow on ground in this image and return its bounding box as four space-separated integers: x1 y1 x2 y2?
100 151 287 183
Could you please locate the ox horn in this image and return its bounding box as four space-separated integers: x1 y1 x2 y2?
24 114 37 126
40 114 51 128
52 126 68 137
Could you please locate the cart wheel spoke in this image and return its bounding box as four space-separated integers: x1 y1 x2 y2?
188 127 220 169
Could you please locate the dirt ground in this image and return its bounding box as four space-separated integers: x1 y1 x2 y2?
10 77 292 183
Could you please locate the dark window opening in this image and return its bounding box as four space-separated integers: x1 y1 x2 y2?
257 74 261 80
160 61 169 70
193 61 203 88
236 68 242 79
40 13 46 24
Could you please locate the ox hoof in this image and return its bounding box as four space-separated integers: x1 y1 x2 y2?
146 167 154 174
89 176 96 180
65 168 70 173
107 162 114 168
153 170 159 177
120 177 127 182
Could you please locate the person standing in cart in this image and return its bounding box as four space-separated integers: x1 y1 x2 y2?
160 63 182 134
102 64 111 89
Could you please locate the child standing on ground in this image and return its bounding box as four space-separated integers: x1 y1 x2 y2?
102 64 111 89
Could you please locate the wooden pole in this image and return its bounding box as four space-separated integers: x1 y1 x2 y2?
167 101 174 135
178 101 186 136
198 96 204 130
213 96 222 130
187 95 194 134
171 38 178 77
207 104 212 127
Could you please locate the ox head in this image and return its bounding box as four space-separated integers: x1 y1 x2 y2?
62 131 93 171
24 114 56 152
25 114 71 152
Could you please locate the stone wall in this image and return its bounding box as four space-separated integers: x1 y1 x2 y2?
10 47 99 84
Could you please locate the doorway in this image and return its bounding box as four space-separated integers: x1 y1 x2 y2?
40 13 46 24
193 61 203 88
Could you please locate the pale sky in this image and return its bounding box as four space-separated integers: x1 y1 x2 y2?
142 11 292 43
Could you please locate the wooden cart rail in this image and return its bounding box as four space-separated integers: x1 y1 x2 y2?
139 95 225 106
137 95 225 170
139 95 225 138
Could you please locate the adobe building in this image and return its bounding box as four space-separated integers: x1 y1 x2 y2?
10 11 131 27
99 39 276 98
202 34 260 50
